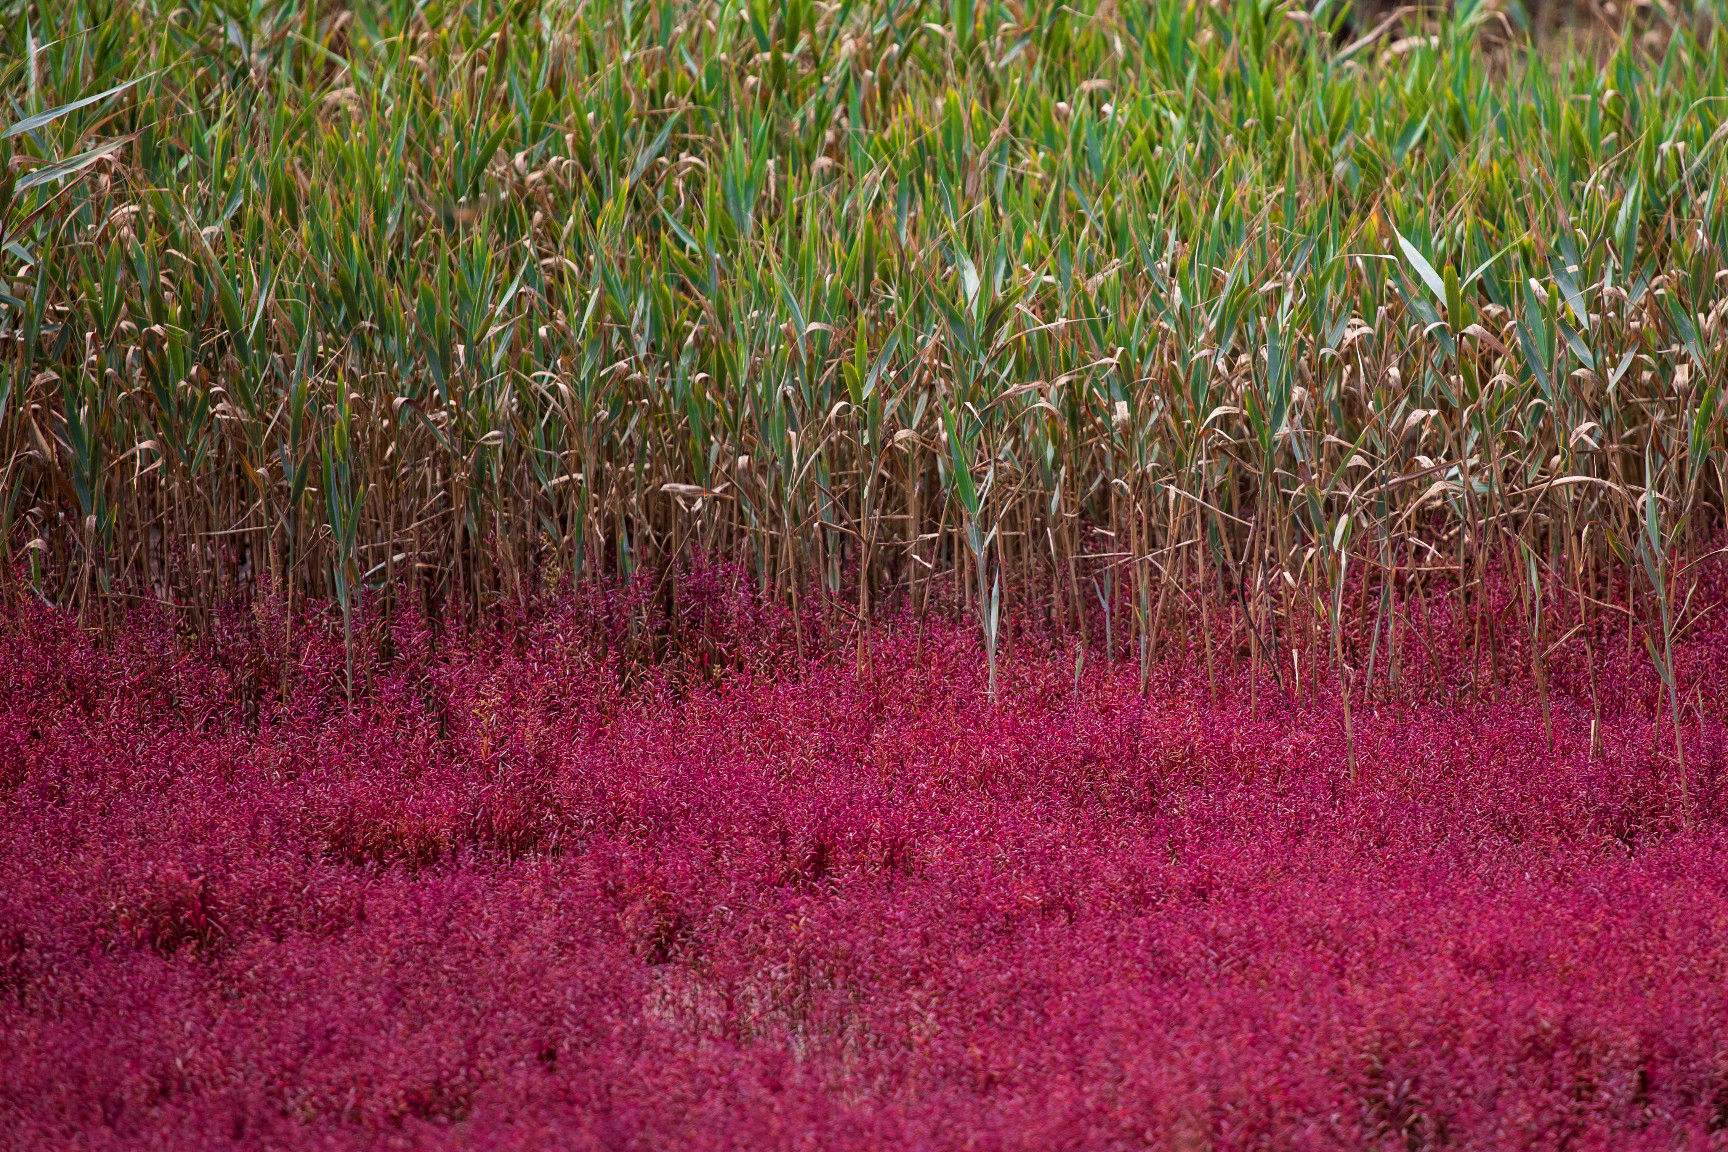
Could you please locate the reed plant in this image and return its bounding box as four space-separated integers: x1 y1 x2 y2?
2 0 1725 701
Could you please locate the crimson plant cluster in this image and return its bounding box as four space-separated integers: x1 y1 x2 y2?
3 567 1728 1150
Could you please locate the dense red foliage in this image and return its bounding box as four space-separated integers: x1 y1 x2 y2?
4 576 1728 1150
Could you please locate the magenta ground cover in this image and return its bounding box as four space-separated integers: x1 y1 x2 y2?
4 584 1728 1150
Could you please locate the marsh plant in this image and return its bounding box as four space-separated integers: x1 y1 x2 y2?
0 0 1725 699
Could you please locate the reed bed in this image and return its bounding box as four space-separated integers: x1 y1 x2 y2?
2 0 1726 703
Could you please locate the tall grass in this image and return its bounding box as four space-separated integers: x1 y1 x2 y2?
2 0 1725 693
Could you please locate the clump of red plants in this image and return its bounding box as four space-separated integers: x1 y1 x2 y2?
4 561 1728 1152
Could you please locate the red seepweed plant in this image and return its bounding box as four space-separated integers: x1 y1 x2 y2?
2 564 1728 1150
